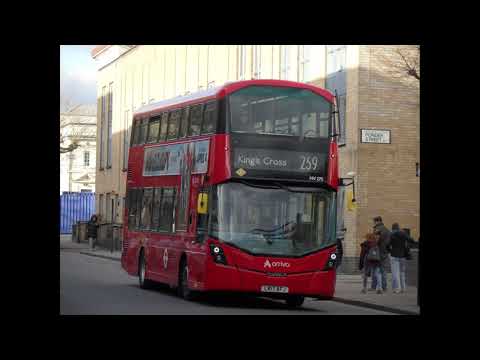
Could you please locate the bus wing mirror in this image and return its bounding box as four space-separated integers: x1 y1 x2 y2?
197 193 208 214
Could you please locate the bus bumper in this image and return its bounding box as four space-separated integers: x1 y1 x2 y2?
203 263 335 298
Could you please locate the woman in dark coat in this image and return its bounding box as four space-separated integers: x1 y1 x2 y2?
87 214 99 249
359 232 383 294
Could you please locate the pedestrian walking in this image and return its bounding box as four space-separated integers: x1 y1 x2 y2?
388 223 410 293
88 214 99 250
371 216 390 292
335 236 344 270
359 233 383 294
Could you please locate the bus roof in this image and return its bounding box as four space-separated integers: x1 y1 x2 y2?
133 79 335 118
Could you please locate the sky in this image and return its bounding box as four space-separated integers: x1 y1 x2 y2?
60 45 97 111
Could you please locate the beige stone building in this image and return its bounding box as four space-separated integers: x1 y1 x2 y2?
91 45 419 272
60 104 97 194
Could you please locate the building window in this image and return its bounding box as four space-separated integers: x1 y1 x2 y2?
253 45 262 79
99 194 104 221
99 86 106 169
280 45 290 80
238 45 247 80
106 83 113 168
326 45 346 75
326 45 347 145
106 193 112 223
114 194 119 223
299 45 323 83
84 151 90 167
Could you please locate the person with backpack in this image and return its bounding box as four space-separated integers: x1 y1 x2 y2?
359 232 383 294
388 223 410 293
371 216 390 292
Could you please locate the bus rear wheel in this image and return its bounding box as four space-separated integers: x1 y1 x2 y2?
285 295 305 308
178 260 197 301
139 251 155 289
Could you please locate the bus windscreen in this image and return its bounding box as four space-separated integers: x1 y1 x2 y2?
228 86 332 138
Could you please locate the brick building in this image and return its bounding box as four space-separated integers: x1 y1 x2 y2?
91 45 419 272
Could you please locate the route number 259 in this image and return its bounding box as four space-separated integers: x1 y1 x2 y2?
300 156 319 170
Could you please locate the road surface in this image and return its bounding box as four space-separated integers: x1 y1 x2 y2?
60 247 396 315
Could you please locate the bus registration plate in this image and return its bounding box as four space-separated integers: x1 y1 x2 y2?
261 285 289 293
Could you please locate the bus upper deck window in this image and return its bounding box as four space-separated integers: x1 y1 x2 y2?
138 118 148 145
189 104 203 137
147 117 161 143
159 112 169 142
132 120 140 146
202 102 217 134
178 107 190 138
167 110 181 140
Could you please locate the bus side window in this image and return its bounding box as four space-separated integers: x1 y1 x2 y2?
140 188 154 230
188 104 203 137
201 102 217 134
178 107 190 138
127 188 138 229
131 119 140 146
159 187 175 232
147 117 161 143
151 187 163 231
167 109 181 140
138 119 148 145
159 112 168 142
135 188 144 230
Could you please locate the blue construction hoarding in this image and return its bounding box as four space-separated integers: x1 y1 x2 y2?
60 192 95 234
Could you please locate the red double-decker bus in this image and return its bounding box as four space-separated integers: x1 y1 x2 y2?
121 79 340 307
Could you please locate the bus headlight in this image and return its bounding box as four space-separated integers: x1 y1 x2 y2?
324 252 337 270
209 244 227 265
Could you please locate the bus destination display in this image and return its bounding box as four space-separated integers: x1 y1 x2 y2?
233 147 327 180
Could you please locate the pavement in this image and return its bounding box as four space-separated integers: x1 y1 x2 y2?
333 275 419 315
60 234 419 315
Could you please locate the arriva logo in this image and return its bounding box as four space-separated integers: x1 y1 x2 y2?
264 259 290 268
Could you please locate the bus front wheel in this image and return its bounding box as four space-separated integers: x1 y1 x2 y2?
285 295 305 308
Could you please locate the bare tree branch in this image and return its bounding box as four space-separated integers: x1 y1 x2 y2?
60 96 96 154
376 45 420 82
395 47 420 80
60 142 80 154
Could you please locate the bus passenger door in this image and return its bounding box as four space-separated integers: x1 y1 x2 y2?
186 186 208 290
